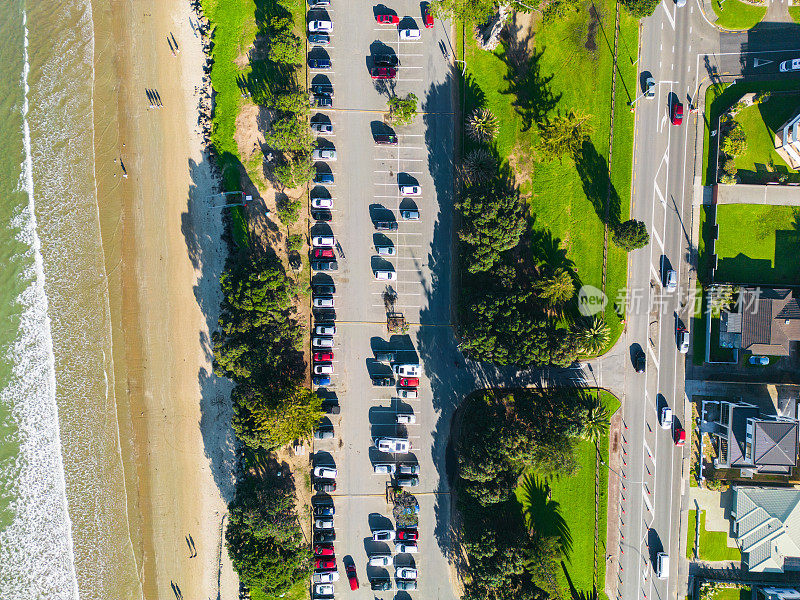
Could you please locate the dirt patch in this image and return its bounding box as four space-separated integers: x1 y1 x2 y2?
276 446 313 542
586 4 600 52
235 102 266 161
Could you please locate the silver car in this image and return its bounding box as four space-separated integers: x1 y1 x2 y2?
377 245 396 256
373 463 396 474
368 554 392 567
313 148 337 161
664 268 677 291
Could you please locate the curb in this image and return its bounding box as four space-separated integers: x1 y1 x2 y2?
696 0 765 33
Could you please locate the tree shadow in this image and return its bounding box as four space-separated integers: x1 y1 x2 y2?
517 472 573 555
499 45 561 132
574 138 621 227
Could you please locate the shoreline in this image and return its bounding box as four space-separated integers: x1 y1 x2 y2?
92 0 238 598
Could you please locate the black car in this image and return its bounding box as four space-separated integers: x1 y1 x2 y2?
314 480 336 493
374 221 398 231
374 54 399 67
313 284 335 295
371 578 392 591
308 57 332 69
313 93 333 108
311 84 334 97
375 351 395 362
372 376 395 387
634 349 646 373
314 171 334 184
321 401 340 415
314 426 334 440
313 504 335 516
314 530 336 543
312 260 339 271
308 33 330 46
311 210 332 222
374 133 398 145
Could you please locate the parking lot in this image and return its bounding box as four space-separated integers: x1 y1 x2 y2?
306 0 456 597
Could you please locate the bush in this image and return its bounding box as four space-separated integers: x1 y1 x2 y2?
274 153 315 189
620 0 659 17
286 233 303 252
612 219 650 251
276 195 302 224
386 93 418 126
721 123 746 158
722 158 738 176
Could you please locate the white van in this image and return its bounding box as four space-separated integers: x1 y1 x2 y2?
656 552 669 579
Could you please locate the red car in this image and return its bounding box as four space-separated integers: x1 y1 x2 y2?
346 564 359 590
314 543 335 556
314 248 335 259
315 558 336 570
670 100 683 125
371 67 396 80
422 2 434 28
376 14 399 24
314 351 334 362
399 377 419 387
674 426 686 446
396 529 418 541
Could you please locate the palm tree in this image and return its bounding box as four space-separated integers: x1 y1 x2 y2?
534 268 575 308
579 316 610 354
460 147 496 185
582 397 609 447
466 107 499 143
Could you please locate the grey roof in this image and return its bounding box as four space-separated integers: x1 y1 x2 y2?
739 288 800 356
729 405 760 468
733 487 800 573
754 421 799 470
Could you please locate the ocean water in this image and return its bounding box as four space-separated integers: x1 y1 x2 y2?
0 1 141 598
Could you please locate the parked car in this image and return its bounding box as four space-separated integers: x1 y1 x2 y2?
312 571 339 584
346 564 359 591
314 480 336 493
396 528 418 541
400 185 421 196
313 504 335 518
375 351 396 362
373 463 396 475
371 67 396 80
314 583 334 597
374 54 399 67
309 57 332 69
401 210 420 221
313 93 333 108
376 13 399 24
371 376 395 386
313 148 337 161
422 2 434 27
664 268 677 291
397 388 417 399
399 28 421 40
396 475 418 487
313 248 334 259
312 236 335 247
634 349 646 373
313 296 335 309
312 260 338 271
779 58 800 72
315 556 336 569
314 530 335 543
312 337 334 348
374 270 396 281
314 351 333 362
314 518 335 531
645 76 656 98
314 466 337 479
374 437 410 453
371 578 392 591
396 580 417 591
311 121 333 134
314 426 334 440
313 375 331 386
674 426 686 446
314 324 336 335
313 283 335 295
368 554 392 567
371 529 395 542
308 33 330 46
749 355 769 365
677 326 689 353
308 0 330 7
670 99 683 125
375 221 398 231
660 407 673 429
396 412 416 424
393 364 421 377
321 401 340 415
308 20 333 32
396 542 418 553
399 463 419 475
375 133 398 145
395 567 417 579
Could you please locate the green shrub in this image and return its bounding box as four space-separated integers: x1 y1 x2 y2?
276 195 302 224
286 233 303 252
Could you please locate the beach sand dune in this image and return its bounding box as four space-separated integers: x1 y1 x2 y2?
94 0 239 598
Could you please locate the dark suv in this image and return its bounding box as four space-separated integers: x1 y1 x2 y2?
374 54 399 67
375 221 398 231
375 133 398 145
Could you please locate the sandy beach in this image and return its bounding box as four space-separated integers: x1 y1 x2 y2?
93 0 239 598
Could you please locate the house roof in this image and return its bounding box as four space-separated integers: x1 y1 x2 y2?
729 405 760 468
733 487 800 573
754 421 799 470
739 288 800 356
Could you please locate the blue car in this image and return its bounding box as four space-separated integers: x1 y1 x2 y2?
308 33 330 46
749 355 769 366
313 375 331 386
314 172 334 184
308 57 332 69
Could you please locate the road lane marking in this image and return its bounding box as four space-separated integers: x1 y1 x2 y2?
647 345 660 370
662 0 676 28
652 227 664 250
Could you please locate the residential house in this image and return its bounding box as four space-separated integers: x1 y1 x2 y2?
758 587 800 600
720 288 800 357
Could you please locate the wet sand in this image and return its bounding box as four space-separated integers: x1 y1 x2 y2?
92 0 238 598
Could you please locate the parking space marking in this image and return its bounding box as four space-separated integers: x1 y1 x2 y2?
375 170 422 174
375 157 425 162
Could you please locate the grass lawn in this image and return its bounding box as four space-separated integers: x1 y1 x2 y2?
714 204 800 285
715 588 751 600
732 94 800 184
710 0 765 30
515 391 620 600
462 0 638 349
791 6 800 23
686 510 742 562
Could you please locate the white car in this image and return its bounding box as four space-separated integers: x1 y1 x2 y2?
399 28 420 40
312 236 335 247
660 407 673 429
313 148 337 161
311 122 333 134
399 464 419 475
664 268 677 291
396 412 416 424
396 543 418 554
400 185 421 196
377 245 396 256
312 571 339 584
393 364 421 377
368 554 392 567
374 437 410 453
395 567 417 579
375 270 396 281
315 517 334 529
372 529 396 542
314 466 338 478
313 364 333 375
779 58 800 72
400 210 420 221
397 388 418 400
313 297 334 308
314 324 336 335
315 583 335 595
311 198 333 209
312 337 334 348
308 20 333 32
373 463 396 474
